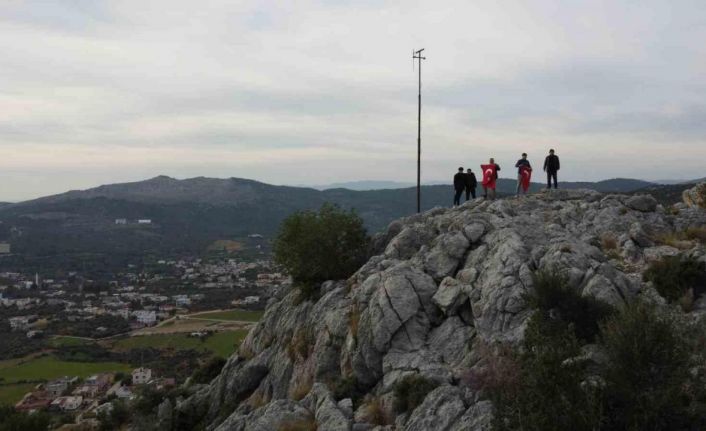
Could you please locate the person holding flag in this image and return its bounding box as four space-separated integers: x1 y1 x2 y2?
515 153 532 196
481 158 500 200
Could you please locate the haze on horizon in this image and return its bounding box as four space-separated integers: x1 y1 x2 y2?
1 1 705 202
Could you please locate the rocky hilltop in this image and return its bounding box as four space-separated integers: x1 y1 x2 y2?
172 186 706 431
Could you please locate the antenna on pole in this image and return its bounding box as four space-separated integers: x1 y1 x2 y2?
412 48 426 213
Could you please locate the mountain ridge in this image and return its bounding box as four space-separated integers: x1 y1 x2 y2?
0 176 694 260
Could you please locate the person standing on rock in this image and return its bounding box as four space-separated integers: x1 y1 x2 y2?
515 153 532 196
453 167 465 206
464 168 477 201
481 158 500 200
543 149 560 189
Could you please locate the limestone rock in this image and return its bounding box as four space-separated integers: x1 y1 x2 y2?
683 182 706 208
626 195 658 212
175 188 706 431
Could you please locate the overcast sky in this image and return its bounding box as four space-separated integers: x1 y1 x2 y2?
1 1 705 201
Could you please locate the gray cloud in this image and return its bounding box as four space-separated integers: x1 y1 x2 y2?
0 0 705 201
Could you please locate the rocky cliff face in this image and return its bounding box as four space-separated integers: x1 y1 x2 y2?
174 186 706 431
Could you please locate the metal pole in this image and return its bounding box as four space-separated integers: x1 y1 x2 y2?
413 49 425 213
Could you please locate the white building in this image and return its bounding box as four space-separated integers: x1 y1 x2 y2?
9 316 30 331
137 219 152 224
50 396 83 411
132 367 152 385
135 310 156 325
115 218 127 225
115 386 134 399
0 243 10 254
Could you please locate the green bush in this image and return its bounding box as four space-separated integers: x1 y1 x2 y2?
491 301 706 431
0 404 51 431
600 302 706 430
273 203 369 302
98 400 130 431
643 255 706 302
331 375 367 406
191 357 227 384
393 374 438 413
491 313 602 431
525 269 614 342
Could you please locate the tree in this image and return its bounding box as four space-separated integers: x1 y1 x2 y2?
273 203 368 300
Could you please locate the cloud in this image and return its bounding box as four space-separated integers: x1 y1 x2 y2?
0 0 705 200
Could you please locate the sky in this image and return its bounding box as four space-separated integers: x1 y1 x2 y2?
1 0 705 201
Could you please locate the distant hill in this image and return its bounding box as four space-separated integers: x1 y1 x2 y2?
312 180 416 190
0 175 665 261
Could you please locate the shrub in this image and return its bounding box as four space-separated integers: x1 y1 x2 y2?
491 313 602 431
600 302 706 430
393 374 438 414
190 357 226 384
273 203 369 302
0 404 51 431
460 342 520 394
330 375 366 406
524 269 614 342
643 255 706 301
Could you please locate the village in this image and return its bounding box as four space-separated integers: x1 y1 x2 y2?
1 256 289 343
0 253 290 427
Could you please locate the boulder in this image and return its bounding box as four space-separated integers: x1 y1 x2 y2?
625 195 657 212
683 182 706 208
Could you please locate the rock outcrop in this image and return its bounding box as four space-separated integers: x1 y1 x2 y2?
175 187 706 431
683 182 706 209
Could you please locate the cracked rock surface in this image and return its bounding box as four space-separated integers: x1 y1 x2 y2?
175 186 706 431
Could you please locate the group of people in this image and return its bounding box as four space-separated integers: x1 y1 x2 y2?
453 149 561 205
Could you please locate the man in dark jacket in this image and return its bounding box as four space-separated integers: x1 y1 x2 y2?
543 149 560 189
464 168 477 200
453 167 465 206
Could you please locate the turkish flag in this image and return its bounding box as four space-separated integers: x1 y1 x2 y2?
520 165 532 192
481 164 496 189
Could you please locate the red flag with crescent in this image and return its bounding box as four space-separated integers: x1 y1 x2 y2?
520 165 532 192
481 164 496 189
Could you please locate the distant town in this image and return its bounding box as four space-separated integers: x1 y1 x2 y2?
0 234 290 427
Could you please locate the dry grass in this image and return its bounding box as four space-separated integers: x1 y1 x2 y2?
287 330 313 362
349 303 360 339
685 226 706 243
278 417 318 431
601 234 618 251
678 289 695 313
655 227 706 249
560 244 572 253
289 377 313 401
246 390 270 409
361 395 393 426
239 342 255 360
619 207 629 215
461 342 521 394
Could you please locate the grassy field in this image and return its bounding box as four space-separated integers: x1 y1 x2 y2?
47 336 93 348
112 330 248 358
189 309 264 322
0 383 36 405
0 355 132 384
